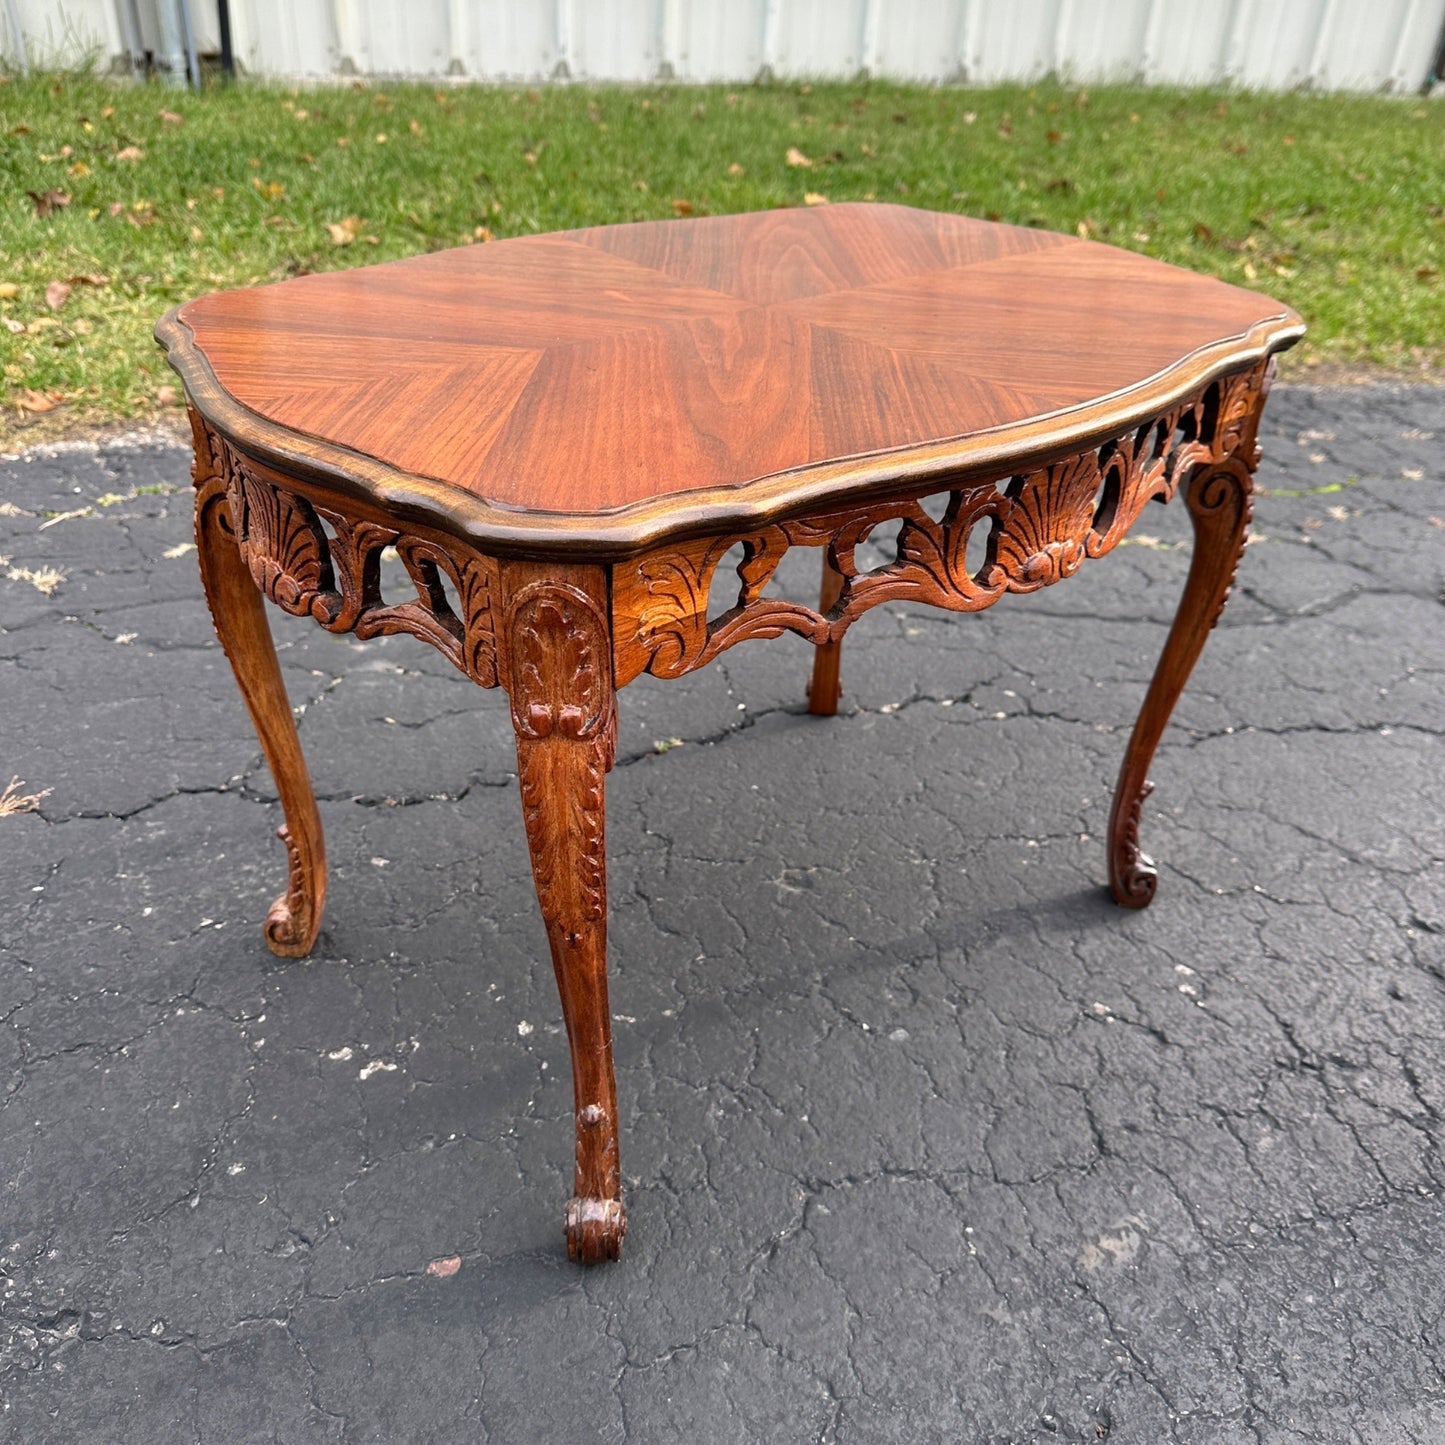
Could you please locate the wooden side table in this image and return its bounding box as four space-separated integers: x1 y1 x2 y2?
157 204 1302 1263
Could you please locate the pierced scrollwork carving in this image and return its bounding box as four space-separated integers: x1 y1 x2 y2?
210 436 501 688
613 361 1274 686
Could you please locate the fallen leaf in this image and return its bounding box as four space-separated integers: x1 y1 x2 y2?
65 272 107 287
962 111 977 124
15 388 67 413
409 118 423 135
67 160 90 177
1046 128 1064 143
785 146 813 168
426 1257 462 1279
114 145 144 162
326 215 362 246
671 198 694 216
1044 177 1075 192
2 319 23 334
1417 267 1440 281
1076 219 1095 239
27 189 71 218
804 192 829 206
252 178 285 200
108 201 125 217
996 120 1013 138
472 225 493 242
101 105 114 118
727 162 745 176
156 384 180 406
159 109 183 125
1193 221 1215 242
45 281 71 310
0 282 17 299
375 133 388 144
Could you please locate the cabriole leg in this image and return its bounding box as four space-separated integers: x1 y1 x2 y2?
1108 458 1254 907
806 549 846 716
193 466 327 956
504 562 625 1263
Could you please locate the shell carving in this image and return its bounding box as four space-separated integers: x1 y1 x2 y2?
615 359 1275 685
995 453 1100 591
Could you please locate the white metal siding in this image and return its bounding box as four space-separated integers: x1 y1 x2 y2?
7 0 1444 92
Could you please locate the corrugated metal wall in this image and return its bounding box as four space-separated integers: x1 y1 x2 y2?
6 0 1444 92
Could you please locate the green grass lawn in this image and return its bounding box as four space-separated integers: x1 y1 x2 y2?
1 72 1441 441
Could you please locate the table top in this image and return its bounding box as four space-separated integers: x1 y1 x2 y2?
158 203 1301 555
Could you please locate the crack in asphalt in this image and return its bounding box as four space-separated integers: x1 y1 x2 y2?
2 391 1444 1443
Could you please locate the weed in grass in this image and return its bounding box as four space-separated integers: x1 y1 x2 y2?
1 73 1441 442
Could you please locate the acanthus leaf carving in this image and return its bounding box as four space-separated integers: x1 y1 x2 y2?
209 435 501 688
507 581 616 925
614 360 1274 685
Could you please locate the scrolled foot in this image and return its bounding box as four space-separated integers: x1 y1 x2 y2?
263 823 321 957
565 1196 627 1264
1108 779 1158 909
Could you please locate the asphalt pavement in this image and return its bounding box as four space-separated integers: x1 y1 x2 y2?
1 384 1442 1444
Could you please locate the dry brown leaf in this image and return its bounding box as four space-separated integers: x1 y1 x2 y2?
159 109 183 125
3 319 25 334
101 105 114 118
45 280 71 310
252 178 285 200
472 226 493 242
804 192 829 207
326 216 362 246
671 198 694 216
66 272 107 287
156 384 180 406
107 201 125 218
27 189 70 218
67 160 90 178
409 118 423 135
115 145 144 162
15 388 67 414
727 162 745 176
786 146 812 168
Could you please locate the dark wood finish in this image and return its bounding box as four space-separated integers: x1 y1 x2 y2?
159 205 1301 1265
159 204 1300 556
191 411 327 956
